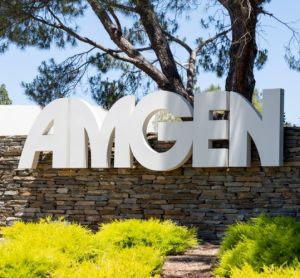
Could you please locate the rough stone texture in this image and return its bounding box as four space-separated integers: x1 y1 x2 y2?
1 127 300 241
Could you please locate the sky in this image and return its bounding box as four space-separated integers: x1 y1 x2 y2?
0 0 300 124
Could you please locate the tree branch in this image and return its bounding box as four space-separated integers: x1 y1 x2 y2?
164 31 192 54
29 10 139 66
110 3 137 13
186 28 231 96
175 60 188 70
108 8 122 33
261 9 299 36
87 0 170 90
186 49 197 96
195 28 231 55
134 0 192 101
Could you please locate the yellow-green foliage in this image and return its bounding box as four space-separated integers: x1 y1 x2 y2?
215 215 300 277
0 218 197 278
231 264 300 278
55 247 163 278
94 218 198 255
1 218 98 261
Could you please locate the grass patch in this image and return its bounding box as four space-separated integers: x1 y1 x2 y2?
0 218 197 278
215 215 300 277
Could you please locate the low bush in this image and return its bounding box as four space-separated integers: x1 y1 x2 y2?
215 215 300 277
0 218 197 278
94 218 198 255
55 247 164 278
231 264 300 278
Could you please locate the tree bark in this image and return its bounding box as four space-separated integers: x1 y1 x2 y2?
87 0 171 90
219 0 260 101
134 0 192 102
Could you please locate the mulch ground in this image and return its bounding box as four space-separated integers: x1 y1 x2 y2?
161 243 219 278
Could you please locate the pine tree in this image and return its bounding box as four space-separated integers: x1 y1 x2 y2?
0 84 12 105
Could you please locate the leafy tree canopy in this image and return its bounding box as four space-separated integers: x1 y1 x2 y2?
0 0 299 108
0 84 12 105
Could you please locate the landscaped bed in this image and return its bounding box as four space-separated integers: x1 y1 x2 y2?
2 215 300 278
215 215 300 278
0 218 197 278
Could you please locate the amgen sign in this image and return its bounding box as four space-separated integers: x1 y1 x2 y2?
18 89 284 171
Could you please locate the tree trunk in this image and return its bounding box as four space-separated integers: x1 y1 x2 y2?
221 0 259 101
135 0 192 102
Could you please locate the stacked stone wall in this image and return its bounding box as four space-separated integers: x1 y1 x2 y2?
1 127 300 241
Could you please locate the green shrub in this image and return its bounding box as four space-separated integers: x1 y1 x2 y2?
215 215 300 277
94 218 198 255
0 218 197 277
231 264 300 278
0 218 97 278
55 247 163 278
1 218 98 262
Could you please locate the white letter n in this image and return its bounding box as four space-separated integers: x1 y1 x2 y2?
229 89 284 167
